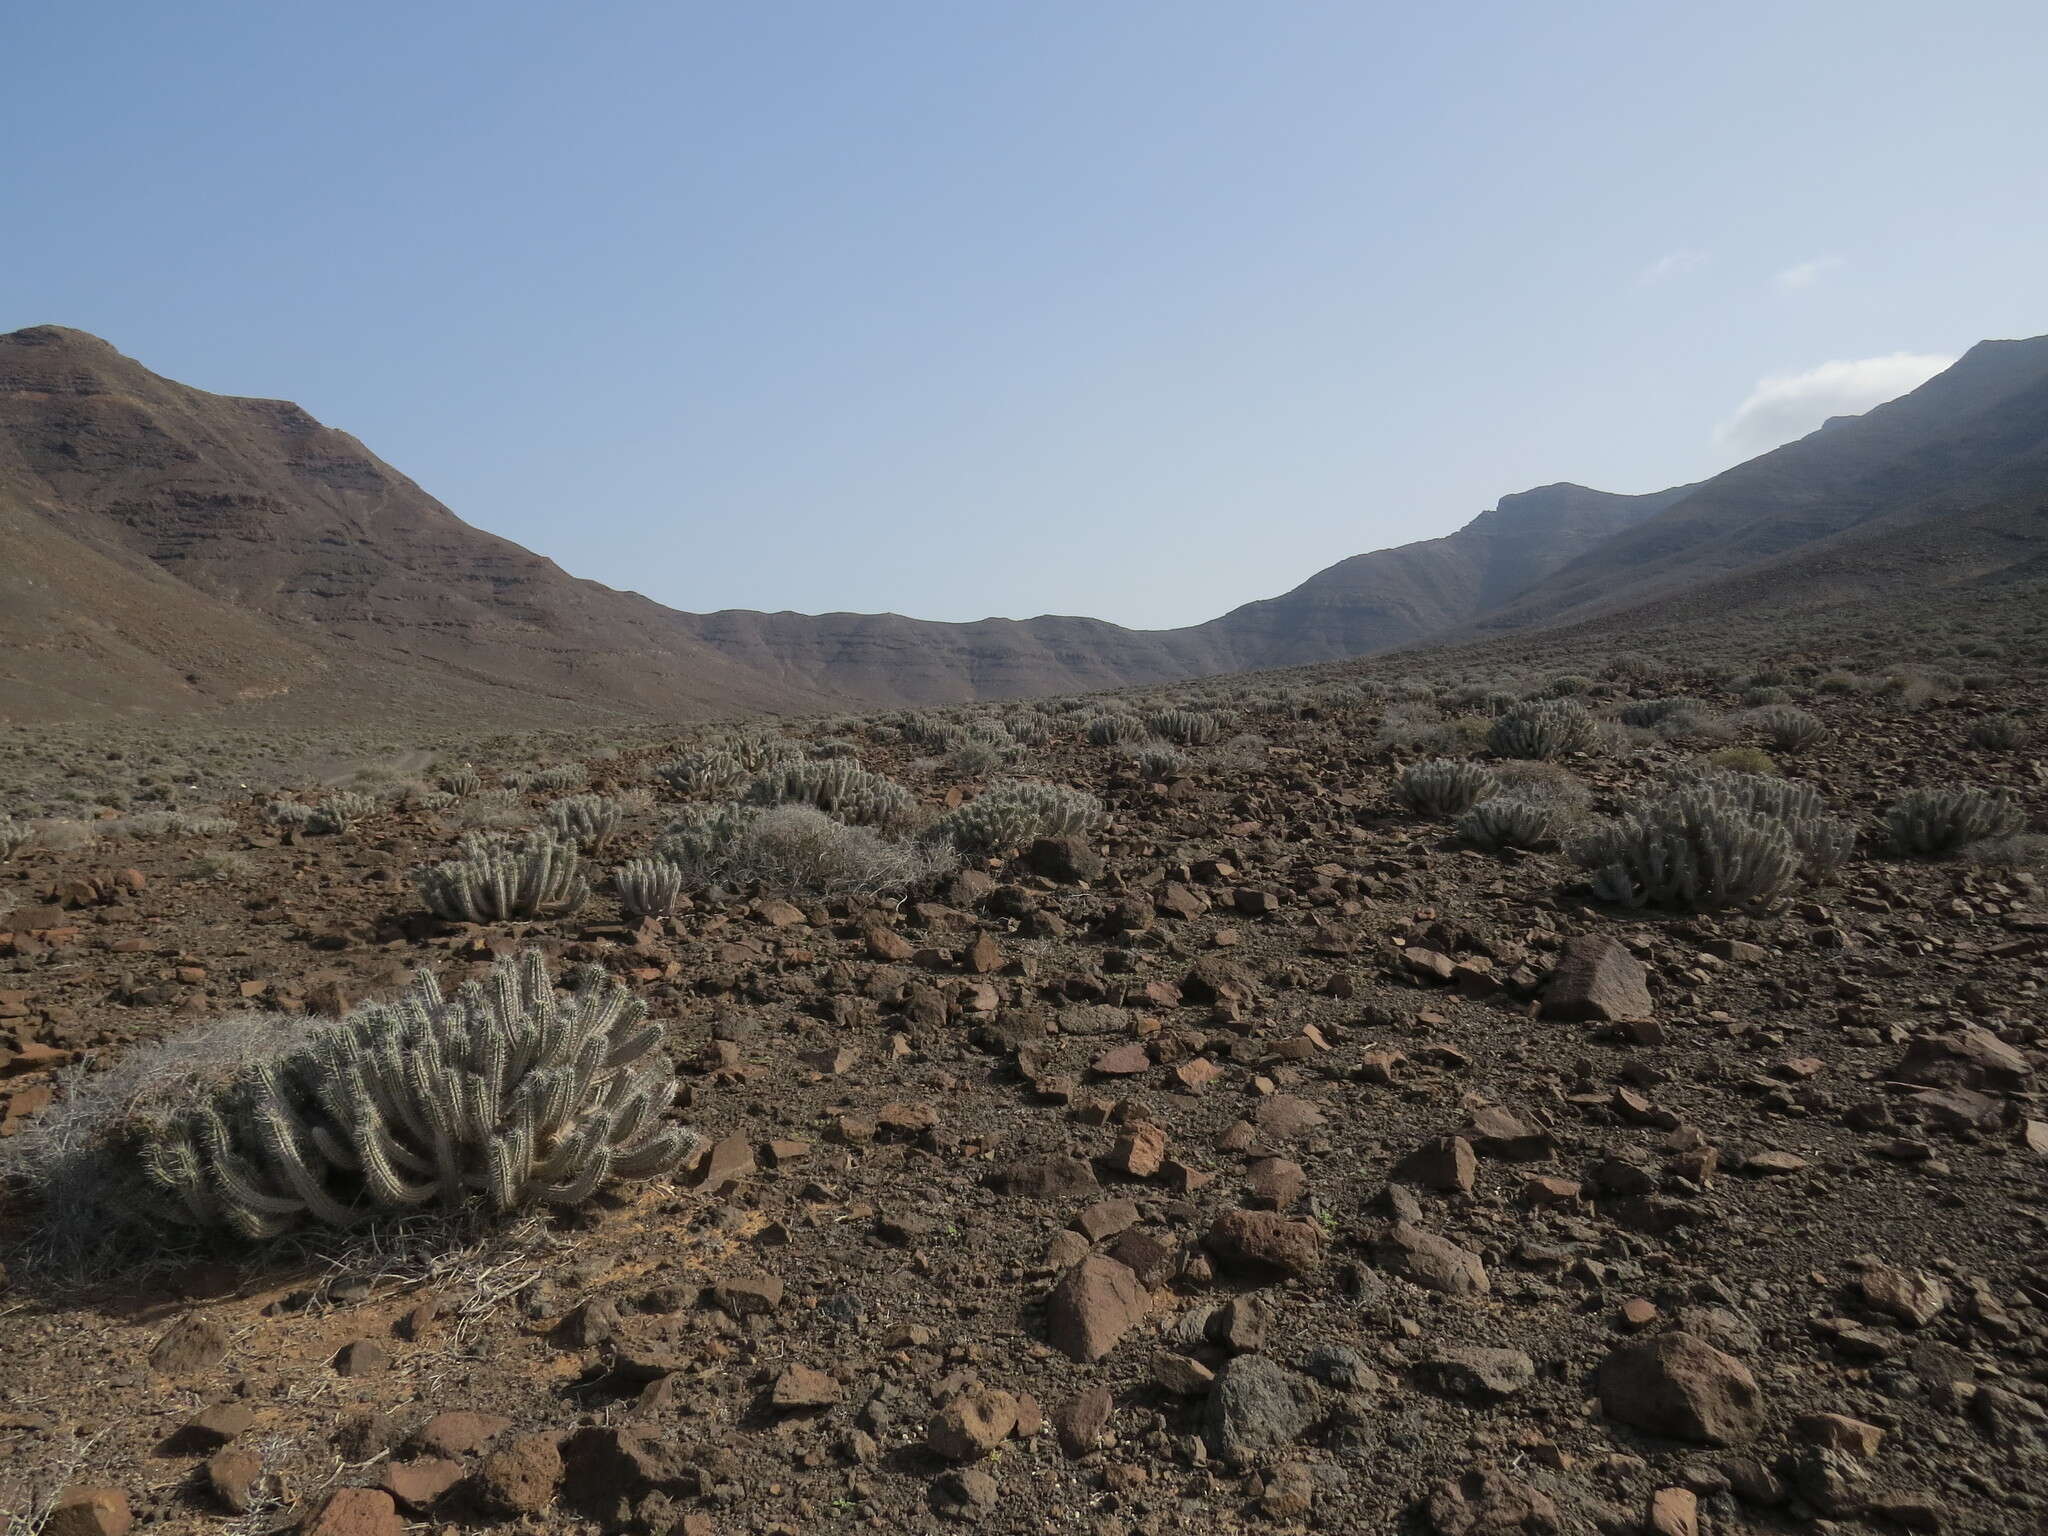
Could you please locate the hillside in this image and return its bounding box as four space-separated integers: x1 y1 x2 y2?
5 324 2047 725
1470 335 2048 636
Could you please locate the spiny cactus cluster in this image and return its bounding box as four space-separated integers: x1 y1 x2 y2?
266 800 318 829
1571 771 1853 909
1457 795 1563 852
1886 786 2025 856
653 749 748 798
438 767 484 797
1084 713 1147 747
0 818 30 860
928 780 1102 855
1967 717 2030 751
132 952 689 1240
547 794 628 851
527 763 589 794
1145 709 1221 746
1751 705 1826 752
414 832 589 923
1617 697 1694 729
1489 699 1598 760
656 803 950 896
614 857 688 917
898 714 962 750
1395 758 1499 817
743 760 916 829
1134 744 1186 782
313 791 379 834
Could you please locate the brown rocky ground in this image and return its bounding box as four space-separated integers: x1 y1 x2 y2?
1 621 2045 1536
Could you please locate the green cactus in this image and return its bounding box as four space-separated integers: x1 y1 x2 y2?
615 857 688 917
438 767 485 797
1887 786 2025 856
132 951 690 1240
927 780 1102 854
1144 709 1222 746
413 832 589 922
653 749 748 797
1751 705 1826 752
1488 699 1598 760
1083 713 1147 746
1395 758 1499 817
742 761 916 829
547 794 629 851
1457 795 1563 853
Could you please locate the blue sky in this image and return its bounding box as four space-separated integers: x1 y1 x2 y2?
6 1 2044 628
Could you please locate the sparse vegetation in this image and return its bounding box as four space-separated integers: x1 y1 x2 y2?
1488 698 1597 760
927 780 1102 854
1887 785 2026 856
1750 705 1825 751
1394 757 1498 816
413 831 589 922
1572 771 1853 908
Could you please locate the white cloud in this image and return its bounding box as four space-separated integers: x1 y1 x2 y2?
1773 255 1847 291
1715 352 1955 453
1635 248 1709 287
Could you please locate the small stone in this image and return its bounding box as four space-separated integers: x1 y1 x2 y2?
1424 1468 1561 1535
414 1411 513 1458
1860 1263 1949 1327
43 1488 132 1536
1246 1156 1306 1209
1597 1332 1763 1445
927 1389 1020 1462
771 1365 841 1409
1204 1208 1323 1278
1204 1355 1322 1465
1374 1222 1489 1296
1150 1352 1216 1395
1542 934 1653 1022
178 1402 256 1450
205 1448 264 1513
1108 1123 1168 1178
475 1433 564 1515
1055 1387 1113 1458
380 1458 465 1511
149 1314 229 1377
1796 1413 1884 1457
1393 1135 1477 1194
334 1338 391 1377
1046 1255 1148 1362
302 1487 405 1536
1416 1347 1536 1403
1646 1486 1699 1536
711 1273 785 1317
1260 1460 1316 1519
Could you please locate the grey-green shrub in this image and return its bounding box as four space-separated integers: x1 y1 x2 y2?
114 952 687 1241
414 832 589 922
547 794 628 851
0 818 30 860
928 780 1102 854
1751 705 1826 752
743 760 916 830
1967 717 2029 751
1395 758 1499 817
614 857 688 917
313 791 378 835
1489 699 1597 760
1134 743 1186 782
658 804 950 896
438 767 484 797
1145 709 1222 746
1084 713 1147 747
266 800 319 829
1887 787 2025 856
1617 698 1694 729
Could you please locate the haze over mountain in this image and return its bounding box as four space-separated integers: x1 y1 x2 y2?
2 324 2044 724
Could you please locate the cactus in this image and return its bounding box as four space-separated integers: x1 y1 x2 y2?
0 818 30 860
438 767 484 797
266 800 318 829
1457 795 1563 852
1967 717 2029 751
1571 771 1853 909
547 794 628 851
313 791 378 834
927 780 1102 854
653 750 748 797
528 764 589 794
130 951 689 1240
614 857 688 917
1886 787 2025 856
1395 758 1499 817
1144 709 1221 746
742 761 916 829
413 832 589 922
1617 697 1694 729
1488 699 1597 760
1751 705 1826 752
1134 744 1186 782
1083 713 1147 747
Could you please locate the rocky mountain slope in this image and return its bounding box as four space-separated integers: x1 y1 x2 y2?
5 325 2046 724
1468 336 2048 638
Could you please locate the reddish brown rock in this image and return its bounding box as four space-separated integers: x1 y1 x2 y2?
1055 1387 1114 1457
302 1487 405 1536
1374 1222 1489 1296
43 1488 132 1536
1204 1208 1323 1278
475 1433 564 1515
1597 1332 1762 1445
1542 934 1653 1022
380 1457 465 1511
1046 1254 1148 1362
927 1388 1020 1462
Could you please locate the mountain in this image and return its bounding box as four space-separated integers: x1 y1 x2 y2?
1467 336 2048 637
3 324 2045 725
